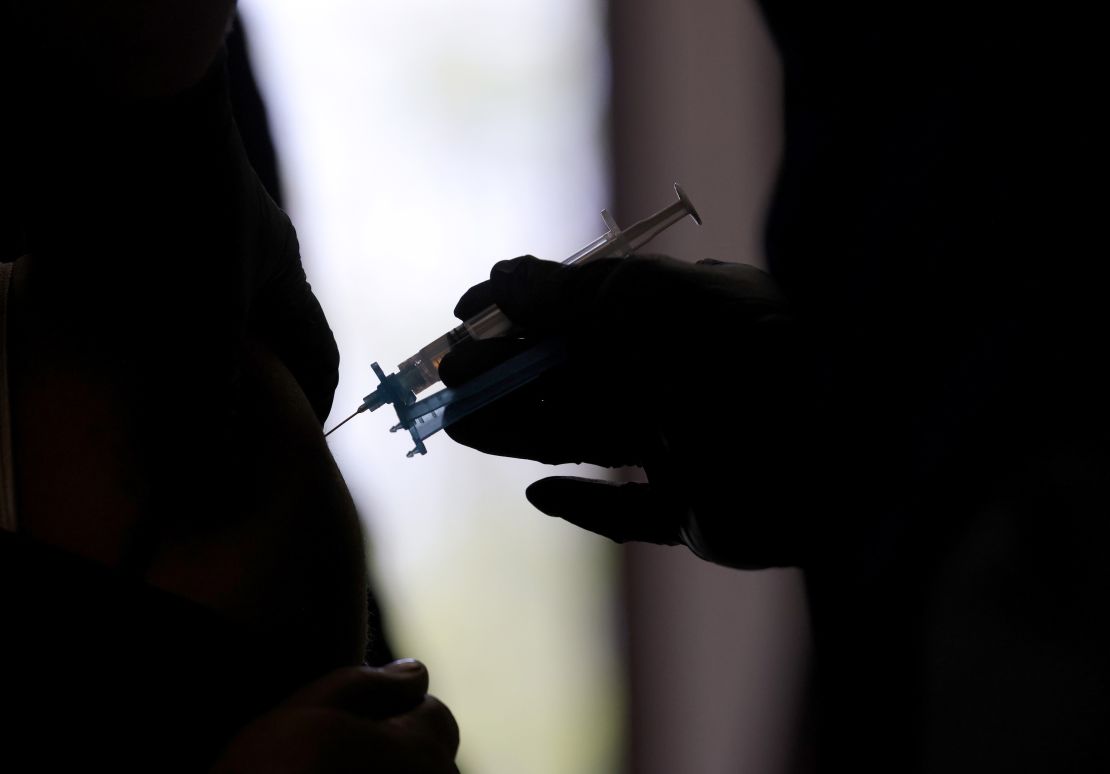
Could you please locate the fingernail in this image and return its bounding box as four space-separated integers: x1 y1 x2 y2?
383 658 424 673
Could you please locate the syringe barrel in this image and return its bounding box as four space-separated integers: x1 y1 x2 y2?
392 307 509 400
395 326 468 395
463 305 514 340
561 233 628 266
394 185 698 399
623 198 694 252
461 231 628 342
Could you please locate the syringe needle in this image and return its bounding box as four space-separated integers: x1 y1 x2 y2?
324 406 366 438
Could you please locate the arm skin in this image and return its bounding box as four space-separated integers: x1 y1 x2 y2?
2 7 463 772
5 0 355 647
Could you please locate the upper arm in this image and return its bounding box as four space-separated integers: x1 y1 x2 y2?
4 0 235 98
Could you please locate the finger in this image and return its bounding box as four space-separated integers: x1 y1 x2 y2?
452 279 497 321
443 377 638 467
438 337 533 389
525 477 684 545
488 255 624 334
443 382 581 464
284 662 429 719
285 704 460 774
355 696 460 774
400 694 461 759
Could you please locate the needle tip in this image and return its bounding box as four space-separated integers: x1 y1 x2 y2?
324 406 364 438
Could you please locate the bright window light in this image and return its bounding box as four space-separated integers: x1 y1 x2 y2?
237 2 619 772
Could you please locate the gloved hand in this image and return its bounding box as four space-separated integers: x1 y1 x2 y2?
440 254 816 569
211 659 460 774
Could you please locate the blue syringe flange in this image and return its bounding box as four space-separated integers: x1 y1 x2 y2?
367 362 428 456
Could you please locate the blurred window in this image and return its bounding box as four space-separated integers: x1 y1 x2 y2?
237 3 619 772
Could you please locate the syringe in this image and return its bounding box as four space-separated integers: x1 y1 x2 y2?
326 183 701 453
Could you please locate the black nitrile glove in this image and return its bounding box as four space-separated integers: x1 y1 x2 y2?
440 254 815 569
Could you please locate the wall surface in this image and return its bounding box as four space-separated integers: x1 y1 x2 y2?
607 2 813 773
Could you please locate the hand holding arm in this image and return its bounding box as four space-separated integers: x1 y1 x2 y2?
211 660 460 774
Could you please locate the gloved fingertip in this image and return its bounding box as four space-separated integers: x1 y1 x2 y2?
490 255 573 330
524 479 555 515
491 255 537 280
524 476 573 517
453 281 496 321
491 259 517 277
437 351 461 388
527 477 685 546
